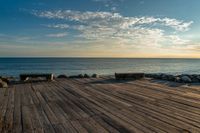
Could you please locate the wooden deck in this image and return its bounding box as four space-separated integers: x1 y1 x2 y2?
0 77 200 133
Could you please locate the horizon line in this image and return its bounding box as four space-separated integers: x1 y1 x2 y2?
0 57 200 59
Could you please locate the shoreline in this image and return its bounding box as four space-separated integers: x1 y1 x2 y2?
1 73 200 88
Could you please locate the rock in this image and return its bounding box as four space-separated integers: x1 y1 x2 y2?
161 74 168 80
69 75 78 78
57 75 68 79
181 76 192 83
144 74 152 78
167 75 176 81
1 77 10 84
191 77 199 83
92 74 98 78
84 74 90 78
197 76 200 81
155 73 163 79
78 74 84 78
152 74 157 79
0 79 8 88
191 74 198 78
175 76 181 83
144 73 200 83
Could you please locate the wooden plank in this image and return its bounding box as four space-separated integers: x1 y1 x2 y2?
13 85 23 133
62 121 78 133
3 86 15 132
70 121 88 133
34 104 55 133
76 117 109 133
0 87 11 132
22 106 34 133
52 124 66 133
29 105 44 133
92 116 120 133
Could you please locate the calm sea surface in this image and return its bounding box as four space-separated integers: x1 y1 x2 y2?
0 58 199 77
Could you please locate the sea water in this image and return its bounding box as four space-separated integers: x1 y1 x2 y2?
0 58 199 77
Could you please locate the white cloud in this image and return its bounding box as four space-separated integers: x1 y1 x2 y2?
159 18 193 31
46 24 69 29
33 10 193 48
33 10 120 22
33 10 192 32
46 32 68 38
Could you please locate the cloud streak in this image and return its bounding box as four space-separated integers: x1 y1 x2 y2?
46 32 68 38
45 24 69 29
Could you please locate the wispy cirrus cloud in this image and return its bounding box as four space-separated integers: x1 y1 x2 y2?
0 33 34 42
33 10 193 32
32 10 194 49
46 32 68 38
45 24 69 29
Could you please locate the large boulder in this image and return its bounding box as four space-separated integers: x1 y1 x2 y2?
69 75 78 78
191 77 199 83
175 76 181 83
1 77 10 84
78 74 84 78
197 75 200 81
151 73 159 79
0 79 8 88
84 74 90 78
161 74 168 80
144 73 152 78
57 75 68 79
181 76 192 83
167 75 176 81
92 74 98 78
189 75 199 83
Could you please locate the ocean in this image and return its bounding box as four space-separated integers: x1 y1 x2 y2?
0 58 199 77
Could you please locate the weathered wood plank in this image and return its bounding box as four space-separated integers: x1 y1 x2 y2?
13 85 23 133
3 87 15 132
0 87 11 132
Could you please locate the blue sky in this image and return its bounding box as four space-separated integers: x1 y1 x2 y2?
0 0 200 57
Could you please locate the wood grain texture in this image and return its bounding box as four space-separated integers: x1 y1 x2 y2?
0 77 200 133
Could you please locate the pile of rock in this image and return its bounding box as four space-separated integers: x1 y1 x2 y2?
57 74 98 79
0 77 10 88
145 73 200 83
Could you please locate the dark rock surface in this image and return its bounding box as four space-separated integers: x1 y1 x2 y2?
57 75 68 78
78 74 84 78
145 73 200 83
84 74 90 78
92 74 98 78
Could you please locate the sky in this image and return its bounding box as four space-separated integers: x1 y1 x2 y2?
0 0 200 58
